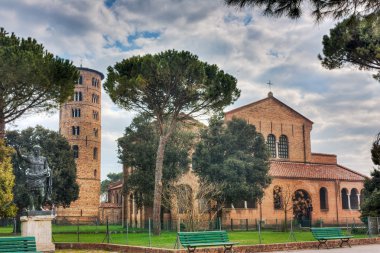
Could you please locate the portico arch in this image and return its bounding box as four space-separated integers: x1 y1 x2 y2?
293 189 312 227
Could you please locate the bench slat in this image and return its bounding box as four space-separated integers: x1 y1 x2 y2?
178 230 237 253
0 237 40 253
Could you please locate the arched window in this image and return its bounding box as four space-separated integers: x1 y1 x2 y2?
350 188 359 209
78 75 83 84
94 169 97 178
93 128 98 137
267 134 276 158
74 91 83 101
278 135 289 158
72 108 81 117
92 94 99 103
73 145 79 158
273 185 282 210
93 147 98 160
319 187 328 210
341 188 349 209
72 126 80 135
93 110 99 120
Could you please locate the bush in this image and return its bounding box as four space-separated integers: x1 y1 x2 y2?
351 227 367 234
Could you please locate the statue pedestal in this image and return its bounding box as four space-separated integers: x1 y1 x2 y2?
21 214 55 252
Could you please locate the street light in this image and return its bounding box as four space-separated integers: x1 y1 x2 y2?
307 203 313 228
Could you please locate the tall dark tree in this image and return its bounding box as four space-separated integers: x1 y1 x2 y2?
6 126 79 211
118 114 196 208
105 50 239 234
319 14 380 81
101 172 123 194
361 133 380 217
192 116 271 213
0 28 79 138
225 0 380 21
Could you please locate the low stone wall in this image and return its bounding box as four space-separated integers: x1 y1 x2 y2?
56 237 380 253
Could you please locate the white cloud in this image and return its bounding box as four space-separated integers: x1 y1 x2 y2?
1 0 378 178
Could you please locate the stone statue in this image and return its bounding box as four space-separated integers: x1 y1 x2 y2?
17 145 52 211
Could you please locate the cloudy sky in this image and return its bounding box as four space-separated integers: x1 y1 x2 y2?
1 0 379 179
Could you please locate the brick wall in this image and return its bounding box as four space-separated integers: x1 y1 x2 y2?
225 94 313 163
310 153 337 164
58 67 103 219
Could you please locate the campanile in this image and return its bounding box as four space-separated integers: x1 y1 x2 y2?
59 67 103 219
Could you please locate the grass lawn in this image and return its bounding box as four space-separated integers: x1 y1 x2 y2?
52 225 125 233
52 230 368 249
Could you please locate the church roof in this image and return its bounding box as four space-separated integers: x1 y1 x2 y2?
108 180 123 190
225 92 313 124
270 161 366 181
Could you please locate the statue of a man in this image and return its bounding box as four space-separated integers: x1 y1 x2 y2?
17 145 52 211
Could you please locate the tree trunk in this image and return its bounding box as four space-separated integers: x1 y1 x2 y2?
152 135 168 235
284 209 288 232
0 104 5 139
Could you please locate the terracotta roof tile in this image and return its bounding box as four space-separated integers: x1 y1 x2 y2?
269 161 366 181
109 180 123 190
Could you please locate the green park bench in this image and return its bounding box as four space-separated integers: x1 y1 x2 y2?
178 230 237 253
0 236 41 253
311 227 353 249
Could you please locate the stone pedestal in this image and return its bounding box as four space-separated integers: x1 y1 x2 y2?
21 214 55 252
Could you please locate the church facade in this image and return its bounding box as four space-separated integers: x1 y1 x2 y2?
223 92 366 226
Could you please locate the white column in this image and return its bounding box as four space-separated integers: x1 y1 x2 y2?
347 193 351 210
357 194 361 210
275 142 279 158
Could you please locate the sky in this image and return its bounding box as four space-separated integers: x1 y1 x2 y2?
1 0 379 179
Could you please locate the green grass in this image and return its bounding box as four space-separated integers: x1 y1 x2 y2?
0 225 369 249
0 226 13 234
52 230 368 248
52 225 125 233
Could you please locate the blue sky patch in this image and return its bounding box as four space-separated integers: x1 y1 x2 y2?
104 0 116 8
103 31 160 52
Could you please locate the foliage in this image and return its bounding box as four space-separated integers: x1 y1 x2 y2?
319 14 380 81
225 0 380 21
105 49 239 234
118 114 196 207
100 172 123 194
163 179 222 232
361 134 380 217
0 28 79 137
6 126 79 210
273 184 297 231
371 132 380 165
193 116 271 207
0 139 17 218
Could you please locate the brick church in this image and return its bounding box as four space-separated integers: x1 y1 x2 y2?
106 91 366 228
222 92 366 226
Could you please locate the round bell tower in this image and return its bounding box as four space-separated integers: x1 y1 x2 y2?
58 67 103 220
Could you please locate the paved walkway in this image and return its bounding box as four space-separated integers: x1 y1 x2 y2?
269 244 380 253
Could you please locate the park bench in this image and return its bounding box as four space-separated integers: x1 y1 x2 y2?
0 236 41 252
178 230 237 253
311 227 353 249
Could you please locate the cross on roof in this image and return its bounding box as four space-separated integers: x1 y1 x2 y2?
267 80 273 91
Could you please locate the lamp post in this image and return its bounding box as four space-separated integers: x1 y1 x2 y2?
307 203 313 228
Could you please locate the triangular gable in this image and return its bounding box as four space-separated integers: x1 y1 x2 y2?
225 93 313 124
